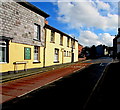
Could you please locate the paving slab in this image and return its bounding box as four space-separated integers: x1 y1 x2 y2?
0 94 15 104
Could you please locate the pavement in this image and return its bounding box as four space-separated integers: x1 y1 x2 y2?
84 60 120 110
0 61 92 104
1 61 86 83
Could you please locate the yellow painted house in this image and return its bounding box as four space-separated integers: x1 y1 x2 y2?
0 1 78 75
44 24 78 67
0 1 49 74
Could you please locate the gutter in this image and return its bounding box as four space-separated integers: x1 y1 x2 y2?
43 27 47 68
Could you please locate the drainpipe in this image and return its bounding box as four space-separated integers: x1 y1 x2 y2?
43 28 46 68
61 48 64 64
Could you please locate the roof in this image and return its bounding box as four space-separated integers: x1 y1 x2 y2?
113 34 120 41
78 43 83 47
17 1 49 18
45 24 78 42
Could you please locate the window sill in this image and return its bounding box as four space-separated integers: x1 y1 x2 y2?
50 41 55 43
0 62 8 64
60 44 63 46
33 39 41 42
54 61 59 63
33 61 41 64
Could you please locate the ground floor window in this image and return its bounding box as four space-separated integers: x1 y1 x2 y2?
54 48 59 63
34 46 40 62
0 41 7 63
64 50 66 57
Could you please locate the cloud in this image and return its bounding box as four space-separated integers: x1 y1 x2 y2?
96 0 110 11
79 30 114 47
57 1 118 30
99 33 115 46
79 30 102 46
55 0 117 47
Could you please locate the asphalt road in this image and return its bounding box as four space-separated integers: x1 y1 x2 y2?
84 60 120 110
2 57 112 110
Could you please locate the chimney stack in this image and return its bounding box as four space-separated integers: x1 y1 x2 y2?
45 20 48 24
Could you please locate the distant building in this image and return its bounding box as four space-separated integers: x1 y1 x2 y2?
96 45 109 57
117 29 120 53
78 44 83 56
113 28 120 59
78 44 86 61
96 45 104 57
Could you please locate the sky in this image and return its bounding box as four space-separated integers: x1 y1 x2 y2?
28 0 119 47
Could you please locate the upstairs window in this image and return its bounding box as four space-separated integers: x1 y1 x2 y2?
34 24 41 41
50 30 55 42
60 34 63 45
71 39 75 48
67 37 70 47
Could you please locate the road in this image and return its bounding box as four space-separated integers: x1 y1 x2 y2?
2 57 112 110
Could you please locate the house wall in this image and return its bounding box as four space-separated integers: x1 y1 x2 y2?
45 28 78 67
1 41 44 72
0 1 45 46
78 44 83 55
0 1 46 73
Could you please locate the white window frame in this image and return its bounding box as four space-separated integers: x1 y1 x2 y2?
34 46 40 62
60 34 63 45
54 49 59 62
64 50 66 57
51 30 55 42
67 37 70 47
0 41 7 63
34 24 40 41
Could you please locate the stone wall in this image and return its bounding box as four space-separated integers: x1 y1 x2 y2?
0 1 46 46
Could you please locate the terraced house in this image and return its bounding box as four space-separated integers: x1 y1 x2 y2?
44 24 78 67
0 1 78 74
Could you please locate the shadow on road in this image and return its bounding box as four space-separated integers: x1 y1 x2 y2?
2 63 108 110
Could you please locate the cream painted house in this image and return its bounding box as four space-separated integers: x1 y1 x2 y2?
44 24 78 67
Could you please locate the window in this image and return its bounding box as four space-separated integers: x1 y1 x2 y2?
73 41 75 48
64 50 66 57
0 41 6 63
69 51 71 57
54 49 59 63
60 34 63 45
34 46 40 62
51 30 55 42
67 37 70 47
34 24 41 41
67 51 69 57
71 39 75 48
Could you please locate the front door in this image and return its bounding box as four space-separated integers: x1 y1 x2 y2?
71 53 74 62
